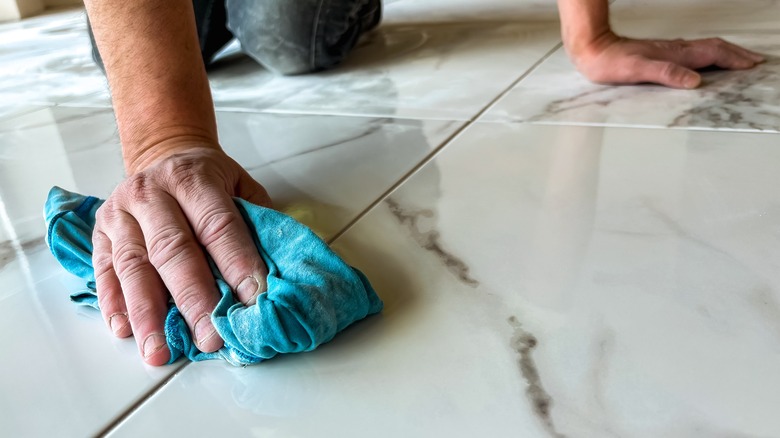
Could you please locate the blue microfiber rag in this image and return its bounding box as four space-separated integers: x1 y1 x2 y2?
44 186 383 366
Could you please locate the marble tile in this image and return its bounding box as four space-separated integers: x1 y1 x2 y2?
108 123 780 437
218 112 463 238
0 106 461 242
482 1 780 132
0 270 187 437
382 0 559 25
0 8 108 116
208 20 559 120
58 2 563 120
0 104 461 436
72 19 561 120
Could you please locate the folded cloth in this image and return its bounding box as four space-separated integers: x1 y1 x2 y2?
44 186 383 366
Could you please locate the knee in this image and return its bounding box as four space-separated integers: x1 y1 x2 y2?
225 0 380 75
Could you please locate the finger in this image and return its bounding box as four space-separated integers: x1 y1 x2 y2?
92 226 132 338
708 44 758 70
105 209 171 366
173 175 269 306
124 190 224 353
675 38 758 70
709 37 765 63
631 57 701 89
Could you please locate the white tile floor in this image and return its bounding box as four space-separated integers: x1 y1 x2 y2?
1 1 779 437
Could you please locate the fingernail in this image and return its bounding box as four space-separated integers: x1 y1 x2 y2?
142 333 167 359
684 74 700 89
108 312 129 335
237 275 262 306
194 313 217 347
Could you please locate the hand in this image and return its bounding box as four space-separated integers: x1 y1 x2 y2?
92 143 272 365
569 32 765 89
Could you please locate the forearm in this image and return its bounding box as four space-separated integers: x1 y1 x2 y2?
84 0 219 175
556 0 612 56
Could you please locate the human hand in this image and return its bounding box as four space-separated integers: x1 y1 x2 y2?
568 31 765 89
92 143 272 365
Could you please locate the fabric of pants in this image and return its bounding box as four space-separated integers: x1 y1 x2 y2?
87 0 382 75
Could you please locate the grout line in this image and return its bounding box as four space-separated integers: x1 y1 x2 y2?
327 41 563 244
476 117 780 135
94 361 190 438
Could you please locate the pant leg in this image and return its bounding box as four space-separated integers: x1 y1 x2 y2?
87 0 234 72
224 0 381 76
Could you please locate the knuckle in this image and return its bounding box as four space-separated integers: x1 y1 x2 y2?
121 173 155 204
167 158 208 192
92 250 114 277
125 298 158 326
95 202 115 226
92 229 110 249
112 241 149 279
197 209 242 247
96 287 116 311
172 283 209 317
146 227 193 270
660 63 681 80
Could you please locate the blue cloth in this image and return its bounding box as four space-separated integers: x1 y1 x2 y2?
44 186 383 366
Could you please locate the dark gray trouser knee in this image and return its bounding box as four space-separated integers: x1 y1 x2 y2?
87 0 381 76
225 0 380 75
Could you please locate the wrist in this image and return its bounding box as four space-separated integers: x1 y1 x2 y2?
557 0 614 61
564 27 619 59
123 133 222 175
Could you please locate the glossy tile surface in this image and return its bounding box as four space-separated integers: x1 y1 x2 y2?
74 19 561 120
110 123 780 437
382 0 558 24
0 105 461 437
214 18 559 120
483 0 780 131
43 2 561 119
5 0 780 436
0 8 106 117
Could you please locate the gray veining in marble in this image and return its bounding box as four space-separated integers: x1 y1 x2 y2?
509 315 564 438
482 8 780 132
385 196 479 287
0 237 46 271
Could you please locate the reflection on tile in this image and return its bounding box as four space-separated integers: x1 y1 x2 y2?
0 272 186 437
0 8 108 115
109 123 780 437
482 2 780 131
62 2 563 119
219 112 462 239
382 0 559 25
0 106 462 243
79 20 561 120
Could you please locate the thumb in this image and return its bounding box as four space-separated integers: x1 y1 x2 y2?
636 58 701 89
237 173 273 208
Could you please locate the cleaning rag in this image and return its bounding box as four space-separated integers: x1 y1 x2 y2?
44 186 383 366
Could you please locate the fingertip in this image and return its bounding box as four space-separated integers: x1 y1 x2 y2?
236 274 265 306
108 312 133 338
141 332 171 366
198 335 224 353
682 72 701 89
194 313 224 353
736 58 758 70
